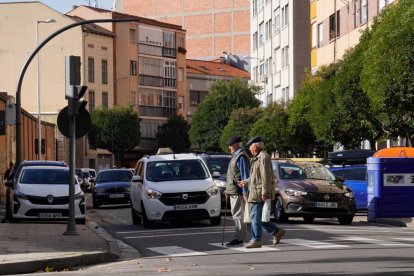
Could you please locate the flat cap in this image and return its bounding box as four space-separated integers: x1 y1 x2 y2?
227 136 242 146
246 136 263 146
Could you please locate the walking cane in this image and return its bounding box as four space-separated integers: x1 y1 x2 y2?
221 195 228 246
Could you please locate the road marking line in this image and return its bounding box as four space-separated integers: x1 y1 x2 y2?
393 238 414 242
147 246 207 257
333 236 413 246
209 243 280 252
116 226 226 234
124 230 234 239
281 238 349 248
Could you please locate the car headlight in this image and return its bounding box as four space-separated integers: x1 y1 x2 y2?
345 191 354 198
145 188 162 199
14 191 28 200
213 179 226 187
285 189 307 196
206 185 219 196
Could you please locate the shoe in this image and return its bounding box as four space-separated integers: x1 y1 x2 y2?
244 240 262 248
272 228 286 245
226 239 243 247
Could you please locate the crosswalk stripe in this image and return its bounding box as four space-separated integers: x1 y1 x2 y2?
209 243 280 252
281 238 349 249
393 237 414 242
332 236 413 246
125 230 234 239
147 246 207 257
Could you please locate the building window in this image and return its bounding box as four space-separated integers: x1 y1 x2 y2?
282 46 289 68
131 91 136 106
355 0 368 26
139 89 176 108
265 19 272 40
130 60 137 76
318 23 324 47
178 38 184 48
253 32 258 50
274 7 280 33
87 44 94 48
274 47 280 72
88 91 95 113
311 23 317 48
101 46 107 51
259 22 264 45
282 86 289 102
163 32 176 48
178 67 184 82
101 60 108 84
130 29 136 44
102 92 108 108
178 96 184 110
329 11 340 40
282 4 289 27
252 0 257 15
190 90 208 107
88 58 94 83
379 0 394 11
164 61 176 87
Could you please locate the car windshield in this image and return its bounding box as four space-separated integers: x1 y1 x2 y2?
278 162 336 181
96 170 133 182
20 168 69 184
146 159 209 182
207 157 230 175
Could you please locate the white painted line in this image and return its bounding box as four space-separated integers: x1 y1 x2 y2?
147 246 207 257
209 243 280 252
393 237 414 242
333 236 413 246
116 226 226 234
125 230 234 239
281 239 349 249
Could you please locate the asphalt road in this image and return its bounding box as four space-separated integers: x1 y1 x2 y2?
57 203 414 275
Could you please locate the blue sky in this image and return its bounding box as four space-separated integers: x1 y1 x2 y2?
3 0 115 13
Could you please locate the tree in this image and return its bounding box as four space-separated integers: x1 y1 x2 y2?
189 78 261 152
156 115 191 153
361 0 414 144
88 106 141 166
219 107 263 152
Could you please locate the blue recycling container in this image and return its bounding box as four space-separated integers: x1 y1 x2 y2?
367 157 414 222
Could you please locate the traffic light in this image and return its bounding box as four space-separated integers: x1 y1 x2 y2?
68 85 88 116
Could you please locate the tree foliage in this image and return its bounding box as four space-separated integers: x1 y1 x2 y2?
361 0 414 144
189 78 260 152
219 107 263 153
156 115 191 153
88 106 141 166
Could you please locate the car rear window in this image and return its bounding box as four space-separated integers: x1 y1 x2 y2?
20 169 69 184
96 170 133 182
331 168 367 181
207 157 230 174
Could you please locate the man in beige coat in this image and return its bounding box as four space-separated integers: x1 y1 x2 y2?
239 136 286 248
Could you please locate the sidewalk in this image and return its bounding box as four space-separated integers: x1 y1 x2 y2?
0 202 140 275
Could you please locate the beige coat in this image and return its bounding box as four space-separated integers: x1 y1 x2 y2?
244 150 275 202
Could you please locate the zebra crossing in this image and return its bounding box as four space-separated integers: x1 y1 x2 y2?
144 236 414 257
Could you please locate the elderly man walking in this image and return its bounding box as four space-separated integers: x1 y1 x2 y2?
239 136 285 248
224 136 250 246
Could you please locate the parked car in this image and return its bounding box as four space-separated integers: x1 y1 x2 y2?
4 166 85 224
198 153 231 208
3 160 67 222
329 150 375 211
130 151 221 228
272 160 356 225
91 168 133 208
75 168 92 192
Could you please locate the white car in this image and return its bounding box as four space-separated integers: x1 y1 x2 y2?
130 152 221 228
5 166 86 224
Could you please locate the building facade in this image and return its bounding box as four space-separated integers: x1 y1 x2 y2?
117 0 251 61
250 0 310 106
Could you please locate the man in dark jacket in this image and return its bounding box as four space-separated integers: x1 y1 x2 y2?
224 136 250 246
4 162 15 181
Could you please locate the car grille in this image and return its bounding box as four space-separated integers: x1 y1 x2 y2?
159 191 209 206
27 195 69 205
162 209 210 221
105 186 129 193
303 193 344 202
25 209 69 217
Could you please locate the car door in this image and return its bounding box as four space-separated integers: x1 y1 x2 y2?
131 160 145 213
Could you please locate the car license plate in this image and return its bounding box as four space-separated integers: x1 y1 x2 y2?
316 202 338 208
110 194 125 198
39 213 62 219
175 204 198 210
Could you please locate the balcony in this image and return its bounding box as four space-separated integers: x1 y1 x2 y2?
162 47 176 58
139 75 164 87
139 106 176 118
139 43 163 57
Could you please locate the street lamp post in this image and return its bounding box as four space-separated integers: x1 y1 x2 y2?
36 18 56 160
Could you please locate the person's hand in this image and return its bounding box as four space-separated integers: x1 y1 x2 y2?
243 194 248 201
237 180 244 188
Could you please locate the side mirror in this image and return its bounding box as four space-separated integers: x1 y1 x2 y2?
212 171 221 178
132 175 143 183
5 180 14 188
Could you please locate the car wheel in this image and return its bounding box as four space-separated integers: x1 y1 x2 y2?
274 195 289 222
210 215 221 226
338 215 354 225
131 204 141 225
76 218 86 225
303 215 315 223
92 198 100 209
141 204 153 228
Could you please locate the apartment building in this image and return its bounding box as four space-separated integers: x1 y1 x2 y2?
251 0 310 106
0 2 115 169
117 0 251 61
310 0 396 72
186 59 250 120
68 6 187 161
